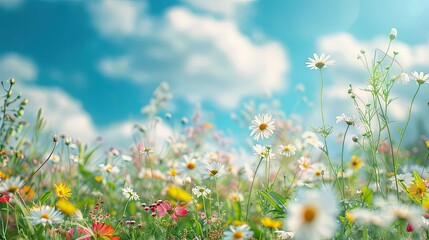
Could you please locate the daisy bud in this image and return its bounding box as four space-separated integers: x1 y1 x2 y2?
141 203 146 207
406 223 413 232
389 28 397 40
151 212 156 217
9 78 15 85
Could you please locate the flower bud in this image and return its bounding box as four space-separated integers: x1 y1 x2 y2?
389 28 397 40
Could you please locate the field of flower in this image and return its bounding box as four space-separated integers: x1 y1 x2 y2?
1 29 429 240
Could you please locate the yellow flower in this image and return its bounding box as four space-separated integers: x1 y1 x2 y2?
94 176 103 182
345 212 355 223
168 168 178 177
347 155 364 171
19 185 35 201
56 200 77 215
232 220 247 226
54 182 72 200
261 217 282 229
408 181 427 202
166 185 192 202
426 140 429 150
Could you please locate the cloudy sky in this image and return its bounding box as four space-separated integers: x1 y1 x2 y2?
0 0 428 149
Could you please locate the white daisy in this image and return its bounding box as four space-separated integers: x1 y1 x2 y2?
99 164 120 174
122 187 140 201
285 188 338 240
223 224 254 240
205 162 226 179
177 154 202 178
335 113 355 126
393 72 410 84
389 172 414 192
249 114 275 141
0 176 25 194
192 186 211 198
306 53 335 70
297 157 312 171
411 71 429 84
253 144 275 159
27 205 63 226
275 230 294 240
279 144 297 157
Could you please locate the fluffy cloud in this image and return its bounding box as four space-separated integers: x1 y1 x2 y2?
317 32 429 71
22 85 98 141
0 53 38 82
0 0 23 9
87 0 151 37
90 2 289 109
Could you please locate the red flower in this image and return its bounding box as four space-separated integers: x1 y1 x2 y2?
0 192 10 203
81 222 119 239
156 200 189 219
406 223 414 232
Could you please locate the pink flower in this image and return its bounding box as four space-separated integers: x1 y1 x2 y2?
156 200 189 220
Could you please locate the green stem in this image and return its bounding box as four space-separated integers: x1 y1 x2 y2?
340 125 350 203
396 84 421 154
245 156 263 222
214 178 221 216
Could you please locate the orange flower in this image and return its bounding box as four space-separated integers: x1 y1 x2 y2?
83 222 119 239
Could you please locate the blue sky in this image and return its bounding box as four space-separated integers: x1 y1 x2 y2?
0 0 428 149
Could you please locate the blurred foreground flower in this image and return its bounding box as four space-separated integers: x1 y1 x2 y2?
285 188 338 240
223 224 254 240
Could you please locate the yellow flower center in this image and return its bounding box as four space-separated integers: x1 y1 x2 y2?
302 163 309 169
106 165 113 172
209 170 219 177
315 170 321 176
199 188 205 192
168 169 178 177
187 162 196 170
303 205 317 223
259 123 267 131
233 231 244 239
41 213 50 219
283 146 290 152
7 186 18 193
315 61 325 69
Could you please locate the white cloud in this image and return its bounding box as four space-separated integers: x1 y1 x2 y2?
0 53 38 82
21 85 98 141
0 0 23 9
87 0 151 37
92 4 289 109
317 33 429 71
184 0 254 17
100 119 173 149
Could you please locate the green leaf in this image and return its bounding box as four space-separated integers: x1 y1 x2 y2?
193 219 203 237
361 186 373 204
39 191 53 204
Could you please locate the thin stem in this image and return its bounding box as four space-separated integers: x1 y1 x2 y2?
23 139 58 186
421 151 429 177
396 84 421 154
214 178 221 216
245 156 264 222
340 125 350 203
